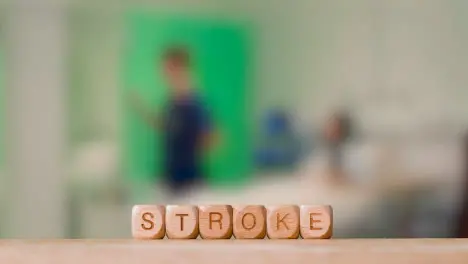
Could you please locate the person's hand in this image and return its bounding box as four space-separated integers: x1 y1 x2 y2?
127 90 160 130
205 130 223 155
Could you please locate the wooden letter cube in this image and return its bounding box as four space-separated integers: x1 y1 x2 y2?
266 205 300 239
300 205 333 239
166 205 199 239
132 205 166 239
199 205 233 239
233 205 266 239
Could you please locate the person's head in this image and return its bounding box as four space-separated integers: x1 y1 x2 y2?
324 110 352 143
325 114 341 142
161 46 191 94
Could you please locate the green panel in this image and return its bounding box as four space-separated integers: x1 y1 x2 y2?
122 13 254 187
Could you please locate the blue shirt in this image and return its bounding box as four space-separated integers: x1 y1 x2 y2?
161 93 210 183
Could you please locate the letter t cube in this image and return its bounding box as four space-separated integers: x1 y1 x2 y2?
166 205 199 239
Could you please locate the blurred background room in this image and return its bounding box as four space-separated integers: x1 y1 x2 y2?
0 0 468 239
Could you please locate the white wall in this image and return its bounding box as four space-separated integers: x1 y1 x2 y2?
254 0 468 139
4 0 67 238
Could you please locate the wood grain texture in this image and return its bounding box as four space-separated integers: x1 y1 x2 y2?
300 205 333 239
233 205 266 239
0 240 468 264
199 205 233 239
166 205 199 239
266 205 300 239
132 205 165 239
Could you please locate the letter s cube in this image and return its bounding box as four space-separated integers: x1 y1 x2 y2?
132 205 166 239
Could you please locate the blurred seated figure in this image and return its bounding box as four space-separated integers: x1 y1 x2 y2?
322 110 353 183
255 109 302 171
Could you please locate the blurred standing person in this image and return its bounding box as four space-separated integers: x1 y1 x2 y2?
131 46 216 197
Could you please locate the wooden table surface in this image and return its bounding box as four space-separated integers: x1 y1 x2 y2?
0 239 467 264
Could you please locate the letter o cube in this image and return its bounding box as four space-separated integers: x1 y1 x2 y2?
233 205 266 239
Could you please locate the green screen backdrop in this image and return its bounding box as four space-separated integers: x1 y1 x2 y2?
123 13 254 188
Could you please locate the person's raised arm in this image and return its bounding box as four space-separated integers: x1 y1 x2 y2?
128 91 162 131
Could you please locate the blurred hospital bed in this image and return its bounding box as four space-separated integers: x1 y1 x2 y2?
70 139 465 239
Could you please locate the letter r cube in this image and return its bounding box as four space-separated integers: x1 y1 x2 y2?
199 205 233 239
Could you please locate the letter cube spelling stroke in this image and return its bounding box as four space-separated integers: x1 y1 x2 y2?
132 205 166 239
233 205 267 239
266 205 300 239
300 205 333 239
199 205 233 239
132 204 333 239
166 205 199 239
